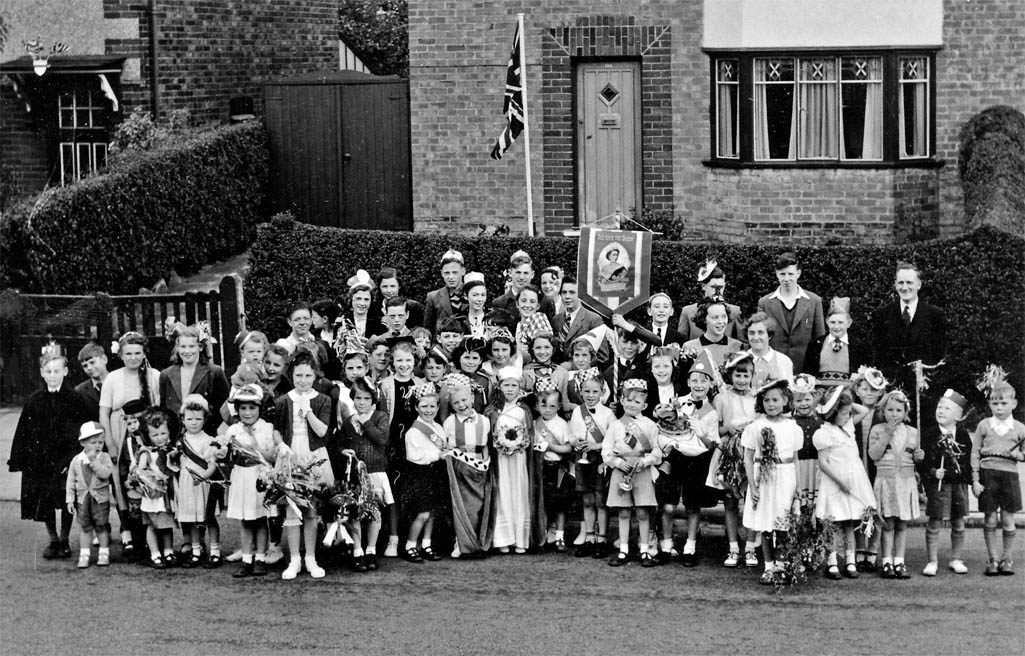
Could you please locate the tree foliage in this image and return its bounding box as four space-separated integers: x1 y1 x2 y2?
339 0 408 77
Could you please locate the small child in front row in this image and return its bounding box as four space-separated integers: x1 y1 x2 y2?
66 422 114 568
869 390 923 579
175 394 223 568
741 379 802 584
401 383 449 563
533 378 573 552
972 379 1025 576
133 408 179 569
921 389 973 576
488 366 534 554
568 370 615 558
813 387 876 580
603 379 661 567
791 375 822 509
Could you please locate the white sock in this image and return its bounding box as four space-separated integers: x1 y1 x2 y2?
242 554 253 563
98 547 110 556
254 554 266 563
405 540 417 551
660 539 674 552
684 539 697 555
387 535 399 545
210 543 221 556
366 546 377 555
352 547 364 557
554 530 564 541
894 557 905 565
620 542 630 554
79 548 90 557
638 542 649 554
422 539 432 549
729 541 739 553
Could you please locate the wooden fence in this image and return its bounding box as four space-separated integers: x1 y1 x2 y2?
0 275 243 403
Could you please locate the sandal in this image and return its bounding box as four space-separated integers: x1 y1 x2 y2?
402 547 424 563
203 554 223 569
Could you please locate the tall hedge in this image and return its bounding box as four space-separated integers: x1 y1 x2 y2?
247 217 1025 407
959 105 1025 236
0 121 269 294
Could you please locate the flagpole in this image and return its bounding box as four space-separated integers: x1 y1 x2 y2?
518 12 535 237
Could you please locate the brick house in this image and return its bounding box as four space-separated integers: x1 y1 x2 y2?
409 0 1025 243
1 0 339 193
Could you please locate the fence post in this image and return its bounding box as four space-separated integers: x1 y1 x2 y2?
219 274 242 375
95 292 114 352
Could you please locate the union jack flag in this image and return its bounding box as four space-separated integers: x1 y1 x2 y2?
490 23 523 160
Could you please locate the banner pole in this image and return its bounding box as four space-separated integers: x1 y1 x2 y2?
518 12 535 237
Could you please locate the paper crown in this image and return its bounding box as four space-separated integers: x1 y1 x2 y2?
40 341 66 359
852 365 888 391
574 367 601 385
570 326 607 354
78 421 104 441
520 313 553 341
696 259 718 283
621 378 647 392
651 344 681 363
791 374 818 395
414 382 439 400
828 296 851 317
461 335 490 354
543 265 564 278
534 377 559 394
755 378 790 397
232 383 264 405
464 271 485 285
441 249 464 265
442 372 472 392
340 332 369 359
816 385 845 416
347 269 373 290
975 364 1009 396
496 365 523 382
487 326 515 343
723 349 754 372
688 351 716 379
941 388 968 411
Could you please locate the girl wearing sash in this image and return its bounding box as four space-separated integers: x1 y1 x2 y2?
401 383 449 562
175 394 223 568
99 331 160 555
533 377 573 552
443 375 493 558
568 369 616 558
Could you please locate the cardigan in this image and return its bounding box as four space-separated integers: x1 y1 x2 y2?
272 392 333 452
339 410 392 472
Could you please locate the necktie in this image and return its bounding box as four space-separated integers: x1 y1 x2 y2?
901 305 911 327
831 337 843 353
657 327 664 343
559 312 571 343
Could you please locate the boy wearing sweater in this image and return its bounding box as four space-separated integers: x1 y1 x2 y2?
66 422 114 568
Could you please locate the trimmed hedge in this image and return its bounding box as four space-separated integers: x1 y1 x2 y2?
247 217 1025 409
0 121 269 294
959 105 1025 236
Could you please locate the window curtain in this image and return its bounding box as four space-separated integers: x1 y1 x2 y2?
900 83 928 157
717 83 736 157
860 65 883 159
798 76 837 158
753 60 796 160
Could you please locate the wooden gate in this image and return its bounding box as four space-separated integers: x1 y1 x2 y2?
264 71 412 231
0 275 243 403
576 61 643 225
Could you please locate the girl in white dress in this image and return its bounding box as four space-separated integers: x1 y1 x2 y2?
488 366 532 553
813 386 876 580
175 395 222 567
741 379 802 584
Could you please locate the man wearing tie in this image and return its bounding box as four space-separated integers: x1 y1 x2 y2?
551 275 604 363
871 262 947 412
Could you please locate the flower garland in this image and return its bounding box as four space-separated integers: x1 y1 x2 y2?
494 422 529 456
716 432 745 499
752 427 779 509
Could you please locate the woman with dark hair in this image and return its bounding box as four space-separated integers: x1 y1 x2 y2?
337 270 384 341
373 266 424 330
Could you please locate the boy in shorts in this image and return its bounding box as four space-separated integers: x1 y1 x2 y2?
66 422 114 568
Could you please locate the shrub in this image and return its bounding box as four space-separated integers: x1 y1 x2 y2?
0 121 268 294
959 105 1025 236
246 217 1025 408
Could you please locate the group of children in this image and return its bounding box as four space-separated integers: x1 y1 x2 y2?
10 249 1024 587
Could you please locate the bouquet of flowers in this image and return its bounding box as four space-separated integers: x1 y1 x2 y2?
936 430 966 491
495 423 529 456
229 435 268 468
769 505 836 593
322 452 380 547
752 427 779 509
127 462 169 500
716 432 745 499
257 454 330 515
856 505 886 540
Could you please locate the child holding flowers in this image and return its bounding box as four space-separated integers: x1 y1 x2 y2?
487 366 536 554
741 379 802 584
131 408 178 569
813 386 877 580
533 377 574 552
791 374 823 508
401 383 449 562
603 379 661 567
224 384 278 578
869 390 923 579
175 395 224 568
921 389 972 576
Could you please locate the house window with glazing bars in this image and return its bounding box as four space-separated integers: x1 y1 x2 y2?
57 89 109 184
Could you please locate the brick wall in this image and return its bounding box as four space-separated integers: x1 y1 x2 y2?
0 83 49 191
410 0 1025 242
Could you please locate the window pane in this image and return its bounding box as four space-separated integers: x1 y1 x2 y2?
78 143 93 177
94 144 107 172
77 108 92 128
59 109 74 128
840 57 883 160
900 57 929 158
60 143 76 185
716 59 739 158
754 59 796 160
797 59 837 159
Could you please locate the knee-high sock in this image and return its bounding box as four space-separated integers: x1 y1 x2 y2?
925 525 940 563
1002 529 1017 561
950 525 965 560
984 527 998 561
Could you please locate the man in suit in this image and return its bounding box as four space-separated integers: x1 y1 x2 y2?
73 342 109 420
423 249 466 336
756 252 825 374
871 262 947 402
490 249 557 323
677 260 744 341
551 275 604 362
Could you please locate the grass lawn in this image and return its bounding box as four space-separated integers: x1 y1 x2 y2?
1 500 1021 655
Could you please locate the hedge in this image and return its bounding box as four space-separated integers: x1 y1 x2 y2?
246 216 1025 410
0 121 269 294
959 105 1025 236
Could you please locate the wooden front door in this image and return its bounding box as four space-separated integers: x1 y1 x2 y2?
576 61 642 226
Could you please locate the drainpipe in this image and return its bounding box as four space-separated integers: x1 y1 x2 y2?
148 0 160 119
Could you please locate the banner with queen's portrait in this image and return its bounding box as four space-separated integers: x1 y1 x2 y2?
576 227 652 317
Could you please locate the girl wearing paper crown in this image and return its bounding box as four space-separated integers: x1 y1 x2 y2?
443 336 490 415
532 375 574 551
486 365 546 553
513 284 554 362
567 366 616 558
400 383 450 562
443 375 495 558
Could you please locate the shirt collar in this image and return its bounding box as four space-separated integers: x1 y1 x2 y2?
902 298 919 317
829 334 849 345
769 286 810 301
993 416 1015 431
754 349 776 362
700 334 728 347
459 412 477 423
